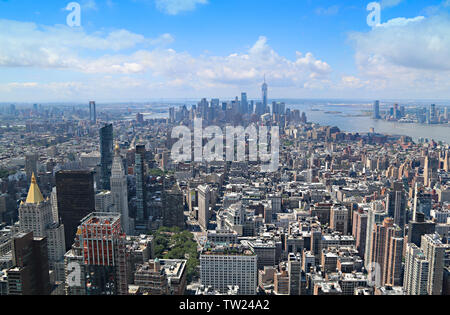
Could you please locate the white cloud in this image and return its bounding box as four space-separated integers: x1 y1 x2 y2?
76 36 332 92
351 15 450 71
377 16 425 28
155 0 208 15
0 19 173 69
347 14 450 97
0 19 332 100
340 76 369 89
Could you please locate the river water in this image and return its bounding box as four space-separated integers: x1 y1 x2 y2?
288 103 450 144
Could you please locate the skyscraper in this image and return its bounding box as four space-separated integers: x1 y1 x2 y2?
135 144 147 224
262 77 268 111
288 253 302 295
100 124 114 191
407 212 436 247
373 100 381 119
198 185 210 230
162 185 185 229
421 233 448 295
364 203 387 269
386 236 404 287
255 102 264 116
19 174 66 276
386 182 407 233
110 143 131 235
56 170 95 250
368 217 403 286
404 243 429 295
413 183 433 220
89 101 96 123
25 153 38 182
7 231 51 295
67 213 129 295
444 150 449 172
241 92 248 114
352 209 368 257
19 174 52 238
430 104 437 123
424 156 439 188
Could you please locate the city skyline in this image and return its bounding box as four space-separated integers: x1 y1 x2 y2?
1 0 450 102
0 0 449 300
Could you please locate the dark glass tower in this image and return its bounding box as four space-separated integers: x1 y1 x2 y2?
7 231 51 295
387 181 407 234
89 101 97 123
373 100 381 119
55 170 95 250
100 124 114 190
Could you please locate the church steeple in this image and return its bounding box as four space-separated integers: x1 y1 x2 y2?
25 173 44 204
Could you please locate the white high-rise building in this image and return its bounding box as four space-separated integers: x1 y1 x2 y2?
364 202 386 269
200 245 257 295
421 233 448 295
404 234 449 295
110 144 131 235
46 222 66 280
404 243 429 295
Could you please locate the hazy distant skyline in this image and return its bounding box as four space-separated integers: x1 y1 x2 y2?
1 0 450 102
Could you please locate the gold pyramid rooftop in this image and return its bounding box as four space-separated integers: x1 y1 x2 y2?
25 173 44 204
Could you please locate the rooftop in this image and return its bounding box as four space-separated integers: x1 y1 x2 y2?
201 244 255 256
25 173 44 204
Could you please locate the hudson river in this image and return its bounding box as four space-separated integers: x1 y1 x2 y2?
288 102 450 144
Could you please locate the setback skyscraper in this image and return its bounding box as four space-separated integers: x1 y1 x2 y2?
110 143 131 235
18 174 66 278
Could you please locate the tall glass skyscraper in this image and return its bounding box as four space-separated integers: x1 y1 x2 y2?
89 101 96 123
241 92 248 114
262 77 268 111
100 124 114 190
373 100 381 119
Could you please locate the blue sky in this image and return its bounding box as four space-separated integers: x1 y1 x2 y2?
0 0 450 102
